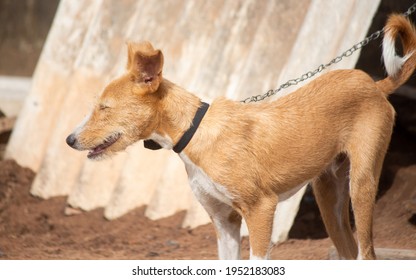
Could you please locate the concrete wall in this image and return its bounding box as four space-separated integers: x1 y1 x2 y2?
4 0 383 244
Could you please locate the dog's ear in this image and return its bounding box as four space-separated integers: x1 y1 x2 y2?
127 41 164 92
135 51 164 84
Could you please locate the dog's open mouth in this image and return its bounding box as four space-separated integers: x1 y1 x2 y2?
87 133 121 159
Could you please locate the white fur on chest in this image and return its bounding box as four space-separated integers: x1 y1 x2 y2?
179 153 234 206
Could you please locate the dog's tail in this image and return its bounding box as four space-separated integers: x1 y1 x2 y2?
376 14 416 96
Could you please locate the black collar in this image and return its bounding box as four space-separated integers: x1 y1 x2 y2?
144 102 210 153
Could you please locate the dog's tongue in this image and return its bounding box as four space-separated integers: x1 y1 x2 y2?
87 146 104 158
87 133 121 159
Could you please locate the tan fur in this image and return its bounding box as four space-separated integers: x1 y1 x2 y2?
67 14 416 259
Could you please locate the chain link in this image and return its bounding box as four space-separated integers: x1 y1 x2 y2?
241 2 416 103
403 2 416 17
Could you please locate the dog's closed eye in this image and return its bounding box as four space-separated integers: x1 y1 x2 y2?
99 104 110 110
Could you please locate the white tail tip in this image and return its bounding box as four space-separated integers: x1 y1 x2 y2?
382 35 412 77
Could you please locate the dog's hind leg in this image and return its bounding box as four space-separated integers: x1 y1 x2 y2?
312 155 358 259
347 108 394 260
348 151 387 259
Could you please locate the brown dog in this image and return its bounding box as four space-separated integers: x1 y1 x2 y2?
66 14 416 259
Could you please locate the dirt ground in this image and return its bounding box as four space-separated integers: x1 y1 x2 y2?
0 123 415 260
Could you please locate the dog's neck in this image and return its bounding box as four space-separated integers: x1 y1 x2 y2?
148 79 203 150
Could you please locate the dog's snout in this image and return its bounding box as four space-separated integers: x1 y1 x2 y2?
66 133 77 148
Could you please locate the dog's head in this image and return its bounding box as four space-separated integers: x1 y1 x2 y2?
66 41 164 159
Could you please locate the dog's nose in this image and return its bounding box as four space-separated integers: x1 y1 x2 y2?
66 133 77 148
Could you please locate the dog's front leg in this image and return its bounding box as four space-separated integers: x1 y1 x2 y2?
241 195 278 260
196 195 242 259
211 205 242 260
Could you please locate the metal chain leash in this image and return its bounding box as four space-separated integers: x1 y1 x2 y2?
241 2 416 103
